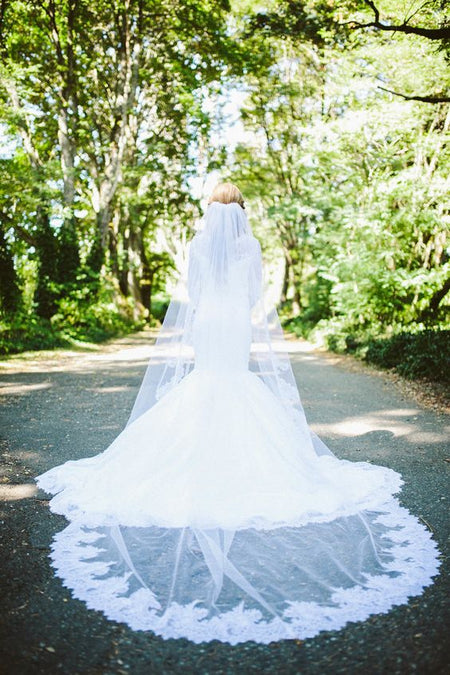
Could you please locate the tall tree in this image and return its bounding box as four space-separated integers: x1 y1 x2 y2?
233 39 326 314
0 0 237 322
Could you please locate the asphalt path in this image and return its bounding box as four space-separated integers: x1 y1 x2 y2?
0 330 448 674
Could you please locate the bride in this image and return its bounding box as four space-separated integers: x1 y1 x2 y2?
36 183 440 644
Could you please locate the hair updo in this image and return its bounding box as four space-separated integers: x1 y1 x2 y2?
208 182 245 209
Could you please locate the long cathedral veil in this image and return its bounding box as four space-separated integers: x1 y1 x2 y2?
127 201 331 456
36 201 440 644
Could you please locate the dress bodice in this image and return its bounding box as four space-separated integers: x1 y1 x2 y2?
192 259 252 373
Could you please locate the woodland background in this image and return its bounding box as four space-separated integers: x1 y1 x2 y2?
0 0 449 383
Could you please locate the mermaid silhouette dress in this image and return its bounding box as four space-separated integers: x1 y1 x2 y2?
36 203 440 644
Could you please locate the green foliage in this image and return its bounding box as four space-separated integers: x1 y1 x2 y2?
233 11 449 383
0 275 145 356
249 0 450 59
285 315 450 384
0 0 238 353
365 330 450 383
0 313 71 355
50 280 145 343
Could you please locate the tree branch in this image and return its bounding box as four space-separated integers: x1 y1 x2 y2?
11 223 37 247
418 277 450 320
4 81 43 168
345 0 450 40
378 86 450 104
41 0 65 66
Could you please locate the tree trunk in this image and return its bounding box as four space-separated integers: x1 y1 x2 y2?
127 227 144 306
139 234 153 315
34 210 60 319
0 225 20 313
281 243 302 315
47 0 80 282
89 4 143 250
280 255 290 305
418 277 450 321
86 225 105 278
290 262 302 316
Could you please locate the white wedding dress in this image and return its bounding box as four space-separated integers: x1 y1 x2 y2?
37 203 440 644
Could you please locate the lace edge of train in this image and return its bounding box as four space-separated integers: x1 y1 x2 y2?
47 500 441 645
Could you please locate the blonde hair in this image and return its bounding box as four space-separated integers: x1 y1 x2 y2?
208 182 245 209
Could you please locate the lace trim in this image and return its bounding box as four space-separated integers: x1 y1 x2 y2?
36 456 404 531
47 500 440 645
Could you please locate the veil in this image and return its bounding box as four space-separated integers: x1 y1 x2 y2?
36 200 440 644
127 201 332 457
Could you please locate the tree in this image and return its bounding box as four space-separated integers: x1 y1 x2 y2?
231 10 449 336
0 0 238 337
248 0 450 102
233 39 326 314
0 226 20 313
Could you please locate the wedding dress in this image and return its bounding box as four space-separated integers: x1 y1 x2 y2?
36 202 440 644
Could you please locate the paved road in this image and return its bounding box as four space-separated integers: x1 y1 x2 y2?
0 331 448 674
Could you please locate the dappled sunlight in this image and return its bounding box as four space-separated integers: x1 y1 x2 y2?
0 382 52 395
289 351 334 365
0 330 157 375
277 338 324 361
0 334 332 382
316 408 449 444
88 345 155 363
285 339 318 353
291 353 322 363
87 386 132 394
383 408 421 417
407 430 450 444
0 483 37 501
319 416 414 438
0 334 322 378
0 349 100 372
0 354 152 380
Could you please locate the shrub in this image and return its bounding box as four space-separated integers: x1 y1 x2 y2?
0 280 146 355
0 313 71 355
365 330 450 383
283 313 449 384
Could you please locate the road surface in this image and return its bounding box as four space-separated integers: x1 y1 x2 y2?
0 330 448 674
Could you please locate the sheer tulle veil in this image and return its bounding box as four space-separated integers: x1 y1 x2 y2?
35 197 440 644
127 201 331 456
